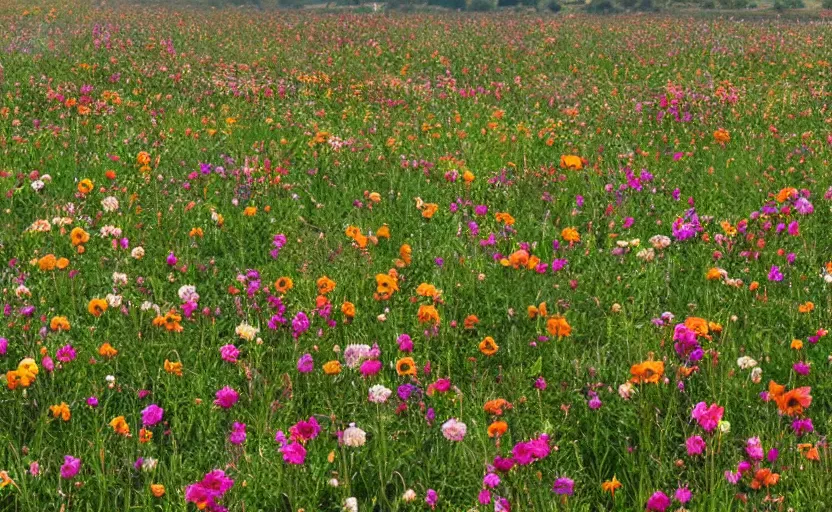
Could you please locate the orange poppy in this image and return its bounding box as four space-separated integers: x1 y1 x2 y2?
77 178 94 195
56 257 70 269
164 360 183 376
323 360 342 375
50 316 71 331
484 398 511 416
317 276 336 295
37 254 57 271
559 155 583 170
415 283 438 298
98 342 118 358
341 301 356 319
376 225 390 239
463 314 479 330
629 360 665 384
396 357 417 376
775 387 812 417
750 468 779 490
487 421 508 438
561 227 580 243
546 315 572 338
274 277 293 294
684 317 709 337
479 336 499 356
417 304 440 325
70 227 90 246
421 203 439 219
109 416 131 436
88 298 108 317
375 273 399 299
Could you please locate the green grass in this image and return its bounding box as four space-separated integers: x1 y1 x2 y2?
1 2 832 511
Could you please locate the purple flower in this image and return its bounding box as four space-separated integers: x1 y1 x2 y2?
220 344 240 363
588 395 602 410
0 337 7 356
552 477 574 496
474 205 488 216
425 489 438 510
767 265 783 282
674 486 692 504
793 360 810 376
140 404 164 427
291 311 310 339
86 396 99 408
534 377 547 390
214 386 239 409
56 344 77 363
483 473 501 488
60 455 81 479
686 435 705 456
646 490 671 511
229 422 247 445
297 353 314 373
166 252 177 266
792 418 814 436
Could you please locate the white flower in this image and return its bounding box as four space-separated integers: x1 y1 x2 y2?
15 285 31 298
328 478 339 487
368 384 392 404
178 285 199 303
41 174 52 182
441 418 467 442
343 497 358 512
101 196 119 212
718 420 731 434
750 367 763 384
402 489 417 502
636 248 655 262
649 235 671 250
618 382 636 400
235 322 259 341
105 375 115 383
342 423 366 447
112 272 128 286
105 294 122 308
736 356 758 370
343 344 371 368
141 458 158 472
26 219 51 232
131 247 145 259
31 180 45 191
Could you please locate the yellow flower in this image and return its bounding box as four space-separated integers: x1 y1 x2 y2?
77 178 94 195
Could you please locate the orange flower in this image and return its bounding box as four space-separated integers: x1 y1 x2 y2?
487 421 508 438
189 227 204 238
50 316 71 331
799 443 820 461
415 283 438 298
243 206 257 217
317 276 336 295
139 428 153 444
396 357 417 376
98 342 118 358
483 398 511 416
546 315 572 338
162 310 183 332
708 322 723 334
713 128 731 144
164 360 183 376
705 268 724 281
50 402 71 422
464 314 479 330
768 380 786 400
495 212 515 226
105 170 117 180
559 155 583 170
790 339 803 350
684 317 709 337
798 301 814 314
397 244 412 267
749 281 759 292
137 151 151 165
70 227 90 246
323 360 342 375
561 227 580 243
14 358 38 388
150 484 166 498
37 254 57 271
88 298 108 317
750 468 779 490
376 225 390 239
505 249 529 269
274 277 293 294
421 203 439 219
629 360 665 384
775 187 797 203
341 301 356 319
462 170 475 183
109 416 131 436
77 178 94 195
56 257 70 269
775 386 812 417
417 304 440 325
479 336 499 356
375 273 399 299
601 476 622 496
368 192 382 203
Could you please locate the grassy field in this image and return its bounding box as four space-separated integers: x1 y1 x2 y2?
1 2 832 511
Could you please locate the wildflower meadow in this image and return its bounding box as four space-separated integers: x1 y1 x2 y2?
2 2 832 511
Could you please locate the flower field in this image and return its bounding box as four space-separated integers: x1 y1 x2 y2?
2 3 832 511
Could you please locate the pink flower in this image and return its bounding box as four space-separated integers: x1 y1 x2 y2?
219 344 239 363
686 435 705 456
214 386 239 409
140 404 164 427
60 455 81 479
297 353 314 373
691 401 724 432
745 437 763 461
289 417 321 442
185 470 234 512
229 422 246 445
646 490 670 511
280 442 307 465
359 359 381 377
441 418 467 442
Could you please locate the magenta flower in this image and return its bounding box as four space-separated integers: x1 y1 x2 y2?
646 490 671 511
220 344 239 363
552 477 574 496
185 470 234 512
767 265 783 282
0 337 7 356
297 353 314 373
166 252 177 266
685 435 705 456
425 489 438 510
745 437 763 461
691 402 724 432
793 360 810 376
140 404 164 427
229 422 246 445
214 386 239 409
280 442 307 465
289 417 321 442
674 486 692 504
56 344 77 363
60 455 81 479
359 359 382 377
